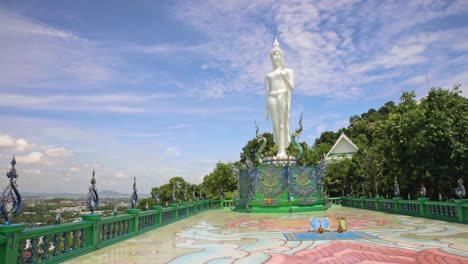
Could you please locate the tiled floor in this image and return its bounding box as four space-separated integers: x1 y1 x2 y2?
64 206 468 264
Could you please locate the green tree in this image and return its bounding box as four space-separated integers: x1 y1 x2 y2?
323 158 352 197
151 176 191 204
202 162 237 199
375 87 467 199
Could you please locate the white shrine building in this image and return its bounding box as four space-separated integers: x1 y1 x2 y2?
325 133 359 161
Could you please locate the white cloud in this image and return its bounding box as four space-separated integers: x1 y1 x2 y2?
23 169 41 175
175 0 468 101
46 147 74 157
83 163 100 169
15 138 29 152
16 152 43 164
0 134 15 148
165 147 181 156
0 93 174 113
0 8 116 88
0 134 31 151
68 167 81 173
114 172 129 179
136 43 205 54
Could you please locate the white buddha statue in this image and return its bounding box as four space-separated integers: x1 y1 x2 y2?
265 37 295 157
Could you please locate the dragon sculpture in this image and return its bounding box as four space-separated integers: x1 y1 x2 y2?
130 177 138 208
254 121 267 164
0 156 23 225
86 170 99 214
291 113 304 162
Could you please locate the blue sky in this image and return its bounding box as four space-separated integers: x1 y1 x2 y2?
0 0 467 194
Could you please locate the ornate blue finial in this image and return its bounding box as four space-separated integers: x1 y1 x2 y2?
11 155 16 167
0 156 23 225
130 176 138 208
86 170 99 214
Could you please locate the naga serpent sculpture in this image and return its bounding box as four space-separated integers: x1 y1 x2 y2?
0 156 23 225
291 113 304 162
86 170 99 214
130 176 138 208
255 121 267 164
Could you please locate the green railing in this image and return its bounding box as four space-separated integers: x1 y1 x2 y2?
0 200 221 264
221 200 235 208
328 197 342 205
341 196 468 224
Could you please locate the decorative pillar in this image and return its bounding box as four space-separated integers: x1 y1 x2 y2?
375 197 382 211
81 214 102 250
151 206 163 225
454 199 468 223
393 197 403 214
417 197 430 217
126 209 141 234
0 224 27 264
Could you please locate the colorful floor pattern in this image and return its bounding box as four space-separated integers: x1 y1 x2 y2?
64 206 468 264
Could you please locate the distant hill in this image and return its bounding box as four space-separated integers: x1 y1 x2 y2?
23 192 85 198
23 190 150 198
98 190 128 197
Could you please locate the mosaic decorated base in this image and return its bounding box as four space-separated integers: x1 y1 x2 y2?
64 206 468 264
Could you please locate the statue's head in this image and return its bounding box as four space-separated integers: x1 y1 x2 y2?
270 37 284 69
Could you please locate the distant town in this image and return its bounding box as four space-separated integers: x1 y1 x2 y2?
13 191 150 227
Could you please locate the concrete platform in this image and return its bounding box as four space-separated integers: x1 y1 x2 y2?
64 205 468 264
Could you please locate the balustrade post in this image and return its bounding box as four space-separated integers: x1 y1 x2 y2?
81 214 102 250
417 198 430 217
454 199 468 223
359 196 366 208
393 197 402 214
0 224 27 264
171 204 179 220
126 209 141 234
375 197 382 211
151 206 163 225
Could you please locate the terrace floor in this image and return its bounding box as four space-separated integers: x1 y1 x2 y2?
64 206 468 264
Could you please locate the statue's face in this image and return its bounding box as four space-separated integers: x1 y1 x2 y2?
271 51 283 68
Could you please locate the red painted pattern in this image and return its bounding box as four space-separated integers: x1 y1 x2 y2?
266 241 468 264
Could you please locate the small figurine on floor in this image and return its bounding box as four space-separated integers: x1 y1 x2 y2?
338 222 344 233
318 220 324 233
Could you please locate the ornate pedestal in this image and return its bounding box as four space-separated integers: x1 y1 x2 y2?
234 161 328 213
